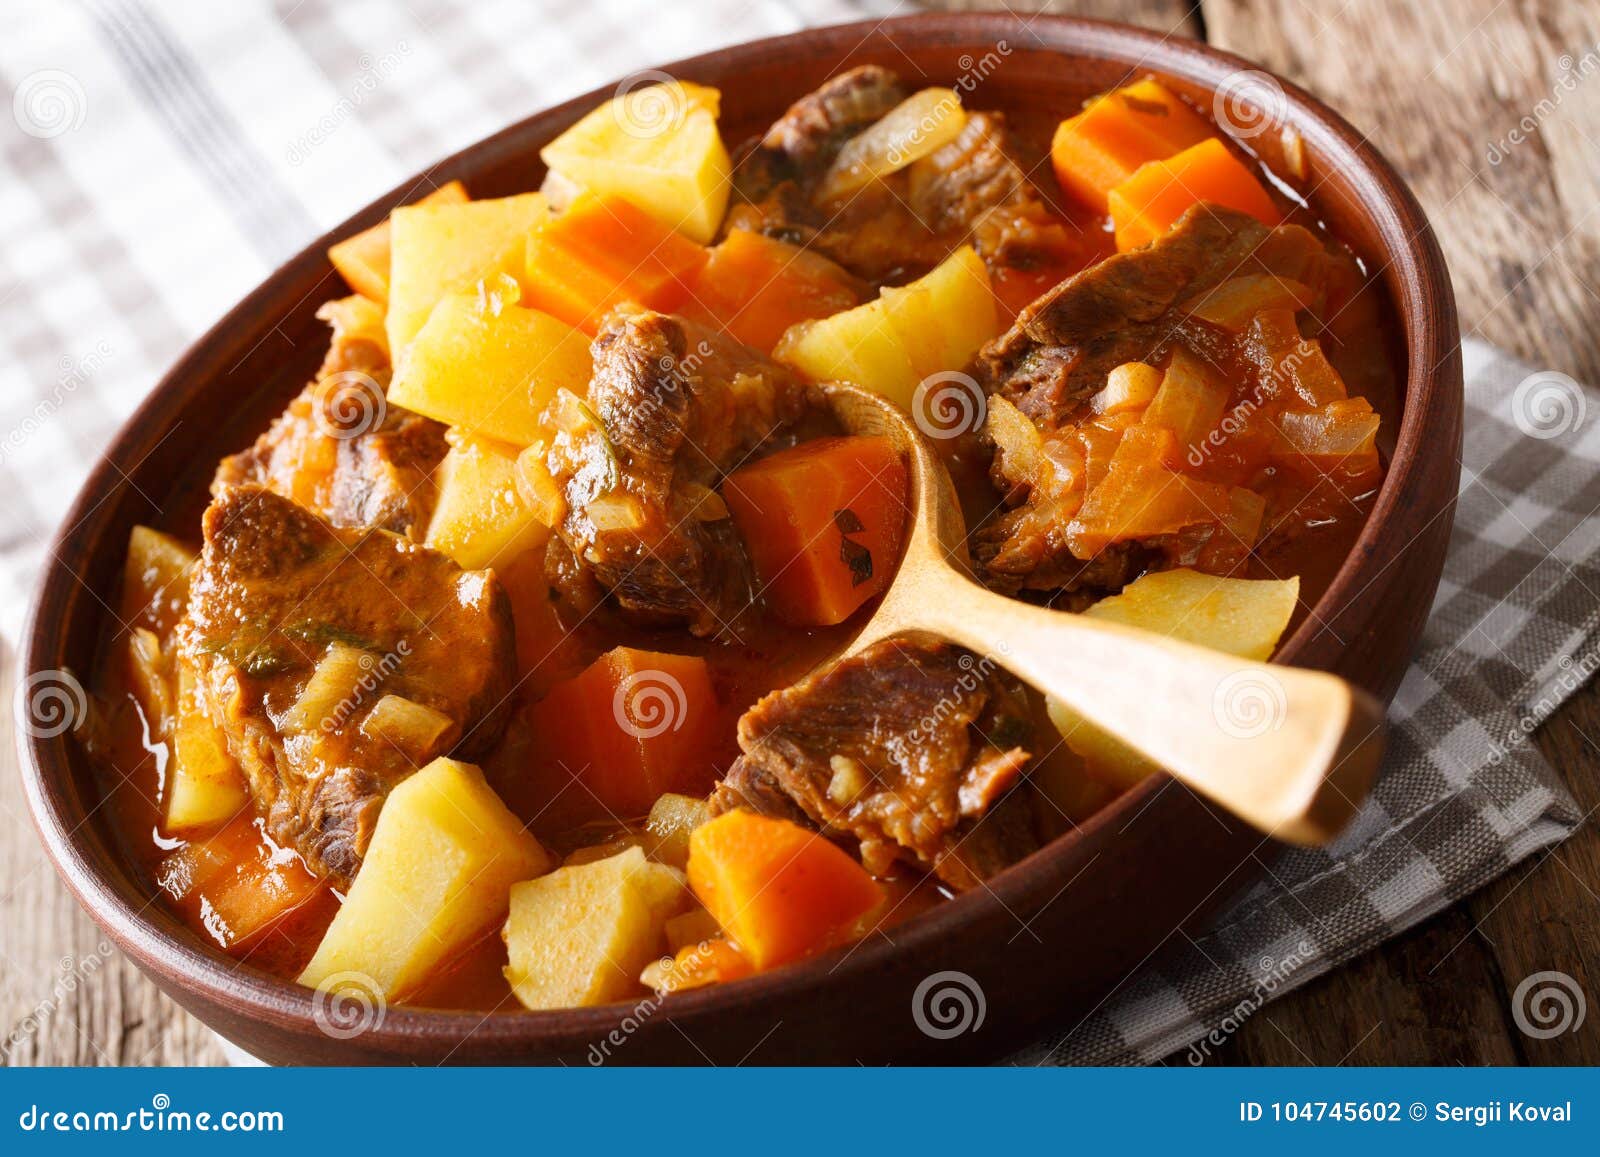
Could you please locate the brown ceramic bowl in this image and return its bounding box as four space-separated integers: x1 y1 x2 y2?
18 12 1461 1065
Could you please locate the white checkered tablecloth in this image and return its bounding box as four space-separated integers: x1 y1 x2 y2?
0 0 1587 1065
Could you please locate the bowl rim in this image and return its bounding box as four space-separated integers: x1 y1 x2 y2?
17 10 1460 1054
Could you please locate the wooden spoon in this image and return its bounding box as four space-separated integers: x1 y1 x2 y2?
826 383 1386 845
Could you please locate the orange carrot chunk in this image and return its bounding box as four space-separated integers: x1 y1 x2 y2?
523 193 708 334
327 180 468 304
721 435 908 627
1051 78 1214 212
682 229 862 353
525 646 720 819
687 811 883 970
1108 138 1279 251
156 817 326 952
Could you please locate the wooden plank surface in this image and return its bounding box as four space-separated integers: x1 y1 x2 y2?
4 0 1596 1067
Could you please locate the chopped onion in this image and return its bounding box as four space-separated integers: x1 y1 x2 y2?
815 87 967 204
359 694 453 759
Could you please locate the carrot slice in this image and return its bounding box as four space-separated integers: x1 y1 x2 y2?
687 811 883 970
1051 78 1214 212
682 229 861 352
1108 138 1278 251
525 646 721 819
523 193 708 334
721 435 908 627
156 818 326 952
327 180 468 304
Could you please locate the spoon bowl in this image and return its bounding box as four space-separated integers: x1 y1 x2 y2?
827 383 1387 845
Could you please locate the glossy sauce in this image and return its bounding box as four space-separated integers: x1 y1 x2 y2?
87 105 1400 1013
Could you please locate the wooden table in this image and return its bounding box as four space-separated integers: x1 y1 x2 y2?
2 0 1595 1066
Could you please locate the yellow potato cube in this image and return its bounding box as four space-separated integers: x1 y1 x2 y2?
879 246 998 379
540 80 730 244
327 180 469 305
503 846 689 1010
122 525 196 637
775 299 918 409
385 192 550 355
387 291 592 446
1048 570 1300 789
165 663 250 835
425 431 554 570
299 757 551 1000
775 247 999 413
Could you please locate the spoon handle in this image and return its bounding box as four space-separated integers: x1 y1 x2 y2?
894 575 1386 844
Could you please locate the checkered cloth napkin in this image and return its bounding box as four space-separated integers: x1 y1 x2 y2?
0 0 1587 1066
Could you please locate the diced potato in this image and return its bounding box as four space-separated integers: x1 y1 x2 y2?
774 247 999 412
878 246 998 379
774 300 919 409
1092 362 1163 415
122 525 196 638
165 663 250 835
1047 570 1300 788
327 180 469 305
299 757 552 1000
388 289 591 447
645 793 710 869
385 192 550 356
816 88 967 203
425 431 555 570
280 641 377 735
663 905 721 952
125 628 174 741
503 846 688 1009
540 80 730 244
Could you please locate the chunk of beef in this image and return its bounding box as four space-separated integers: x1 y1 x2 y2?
751 65 907 174
213 297 446 537
179 486 515 883
976 206 1285 426
711 637 1040 891
725 69 1079 288
973 206 1330 595
545 308 814 638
